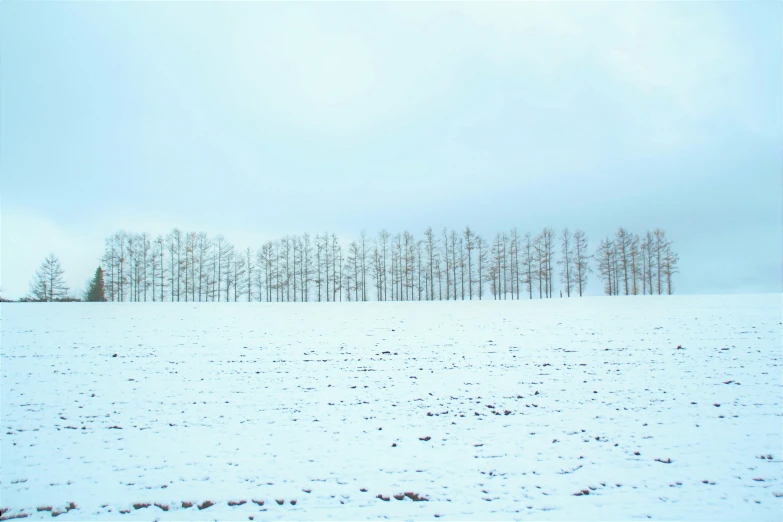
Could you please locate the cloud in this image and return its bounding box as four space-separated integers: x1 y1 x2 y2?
235 9 460 137
1 1 778 298
224 1 770 143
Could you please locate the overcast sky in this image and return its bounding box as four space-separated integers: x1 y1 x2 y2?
2 1 781 299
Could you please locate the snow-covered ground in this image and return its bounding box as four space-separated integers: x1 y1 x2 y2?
1 295 781 521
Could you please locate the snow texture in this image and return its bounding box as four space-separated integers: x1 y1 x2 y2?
1 295 781 520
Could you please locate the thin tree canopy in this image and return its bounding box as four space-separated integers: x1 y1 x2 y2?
28 253 69 302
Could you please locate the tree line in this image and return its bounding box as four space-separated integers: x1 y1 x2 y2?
14 226 678 303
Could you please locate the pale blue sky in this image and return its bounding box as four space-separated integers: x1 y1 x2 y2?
2 1 781 298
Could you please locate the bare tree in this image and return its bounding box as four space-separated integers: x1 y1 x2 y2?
458 234 465 300
301 233 313 302
231 252 246 301
140 232 151 301
173 229 184 301
595 238 614 296
391 233 401 301
126 233 138 301
424 227 436 300
615 227 634 295
245 247 254 301
435 250 444 300
314 234 323 302
102 235 119 301
662 238 679 294
611 240 620 296
559 228 574 297
115 231 127 301
184 232 197 301
347 241 360 302
450 230 459 300
441 228 451 300
404 230 414 301
280 236 291 302
641 231 654 295
372 238 383 301
533 233 544 298
523 232 535 299
506 232 513 299
488 264 497 299
213 234 227 302
196 233 211 301
510 228 521 299
127 233 142 302
150 236 161 301
378 229 389 301
257 243 267 302
415 239 423 300
492 233 502 299
166 230 177 301
573 229 591 297
156 235 165 302
541 228 555 298
653 228 668 295
332 234 343 302
464 227 474 300
28 253 69 301
629 233 641 295
224 245 236 302
258 242 275 302
476 234 487 300
359 230 369 301
291 236 298 302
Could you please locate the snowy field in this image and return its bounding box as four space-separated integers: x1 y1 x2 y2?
1 295 781 521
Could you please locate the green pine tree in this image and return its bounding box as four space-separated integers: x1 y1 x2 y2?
86 266 107 302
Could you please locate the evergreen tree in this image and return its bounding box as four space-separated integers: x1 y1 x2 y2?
86 266 107 302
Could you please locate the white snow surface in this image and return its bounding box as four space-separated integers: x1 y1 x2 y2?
1 295 781 521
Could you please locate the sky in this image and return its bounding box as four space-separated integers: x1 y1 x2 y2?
1 1 781 299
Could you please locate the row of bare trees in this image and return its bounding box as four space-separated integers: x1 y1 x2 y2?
99 227 677 302
595 228 678 295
